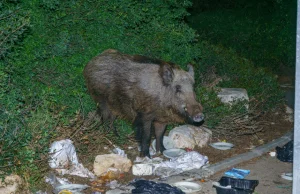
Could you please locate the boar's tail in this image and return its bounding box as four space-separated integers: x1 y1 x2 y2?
133 112 143 142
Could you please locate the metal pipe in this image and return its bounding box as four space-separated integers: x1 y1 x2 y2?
293 0 300 192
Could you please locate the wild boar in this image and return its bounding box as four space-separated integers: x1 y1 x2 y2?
83 49 204 158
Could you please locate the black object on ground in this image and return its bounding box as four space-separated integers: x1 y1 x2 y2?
131 179 185 194
213 176 259 194
276 140 293 163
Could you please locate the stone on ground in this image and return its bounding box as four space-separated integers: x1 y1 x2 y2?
93 154 132 176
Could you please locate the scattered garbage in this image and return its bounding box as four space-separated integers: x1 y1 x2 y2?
93 154 132 176
112 147 127 157
104 181 134 194
132 164 154 176
106 180 121 189
99 168 124 182
105 188 127 194
134 156 164 164
281 173 293 181
48 139 95 178
213 176 259 194
132 150 208 177
284 105 294 122
90 173 125 193
47 136 211 193
49 139 78 168
224 168 250 179
162 148 186 159
131 179 185 194
172 181 202 193
56 163 95 178
132 156 164 176
168 125 212 149
45 173 89 194
152 136 176 152
269 151 276 157
154 151 209 177
210 142 234 150
276 140 293 163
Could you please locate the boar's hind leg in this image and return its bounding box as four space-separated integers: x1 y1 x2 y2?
153 121 167 154
97 102 119 136
133 113 153 158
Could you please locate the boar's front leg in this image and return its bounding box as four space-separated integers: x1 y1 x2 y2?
141 120 152 158
153 121 167 154
97 103 119 136
133 113 153 158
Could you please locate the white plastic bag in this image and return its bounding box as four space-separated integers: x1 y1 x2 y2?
154 151 208 177
48 139 95 178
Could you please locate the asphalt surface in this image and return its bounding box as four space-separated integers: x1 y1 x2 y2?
198 155 293 194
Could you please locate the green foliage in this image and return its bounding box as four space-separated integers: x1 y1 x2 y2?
188 0 296 72
0 0 30 58
106 119 133 145
195 42 283 110
33 0 198 64
0 0 198 189
40 0 60 10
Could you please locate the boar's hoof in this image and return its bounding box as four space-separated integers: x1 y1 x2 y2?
140 151 151 159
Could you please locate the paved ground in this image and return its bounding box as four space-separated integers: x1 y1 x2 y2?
192 155 293 194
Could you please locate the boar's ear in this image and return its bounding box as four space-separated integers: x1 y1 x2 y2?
160 64 174 85
187 64 195 79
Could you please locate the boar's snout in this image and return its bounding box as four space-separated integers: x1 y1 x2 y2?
185 104 204 123
193 112 204 122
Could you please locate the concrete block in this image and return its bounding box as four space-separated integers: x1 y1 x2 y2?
217 88 249 109
94 154 132 176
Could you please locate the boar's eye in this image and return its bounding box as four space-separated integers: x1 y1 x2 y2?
175 85 182 93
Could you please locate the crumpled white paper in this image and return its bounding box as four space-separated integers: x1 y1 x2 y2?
153 151 208 177
48 139 95 178
132 156 164 176
105 180 121 189
131 151 208 177
49 139 78 168
134 156 164 164
112 147 127 158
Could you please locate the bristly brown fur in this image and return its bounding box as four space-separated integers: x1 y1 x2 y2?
131 55 179 69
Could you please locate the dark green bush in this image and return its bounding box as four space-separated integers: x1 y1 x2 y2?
0 0 200 189
188 0 296 72
0 0 30 58
194 42 283 124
